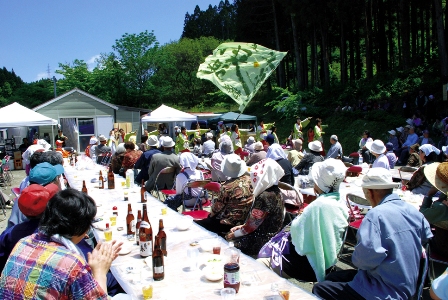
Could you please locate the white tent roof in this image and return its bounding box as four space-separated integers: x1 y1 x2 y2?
141 104 197 123
0 102 58 127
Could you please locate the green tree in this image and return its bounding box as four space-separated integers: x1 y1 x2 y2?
55 59 93 94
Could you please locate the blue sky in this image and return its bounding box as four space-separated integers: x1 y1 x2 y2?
0 0 222 83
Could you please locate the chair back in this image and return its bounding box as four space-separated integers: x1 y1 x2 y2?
203 181 221 193
181 180 210 211
412 247 428 300
399 166 417 185
346 193 371 207
278 181 304 208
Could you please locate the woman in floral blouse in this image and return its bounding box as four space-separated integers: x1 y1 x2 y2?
226 158 285 255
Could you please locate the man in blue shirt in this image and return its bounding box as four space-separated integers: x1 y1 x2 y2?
313 168 432 300
396 126 418 165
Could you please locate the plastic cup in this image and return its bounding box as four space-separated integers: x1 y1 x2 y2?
187 248 199 271
279 290 290 300
161 206 167 215
213 237 221 254
141 277 154 299
121 181 126 188
220 288 236 299
109 216 117 226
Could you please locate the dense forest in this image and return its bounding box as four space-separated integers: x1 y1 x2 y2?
1 0 448 129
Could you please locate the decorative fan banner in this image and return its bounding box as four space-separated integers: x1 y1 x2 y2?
197 42 287 112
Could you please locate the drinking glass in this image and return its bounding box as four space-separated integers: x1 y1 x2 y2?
187 248 199 271
220 288 236 299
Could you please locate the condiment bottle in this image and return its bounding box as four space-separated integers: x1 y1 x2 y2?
108 166 115 189
112 206 118 216
99 171 104 189
139 204 153 258
126 203 135 236
152 236 165 281
135 210 142 245
224 251 240 293
156 219 167 256
82 180 88 194
141 179 146 203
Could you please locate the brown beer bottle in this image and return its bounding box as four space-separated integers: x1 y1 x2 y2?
156 219 167 257
126 203 135 236
139 204 153 258
152 236 165 281
140 179 146 203
108 166 115 189
82 180 88 194
98 171 104 189
135 210 142 245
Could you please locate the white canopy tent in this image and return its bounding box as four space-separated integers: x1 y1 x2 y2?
141 104 197 139
0 102 58 127
0 102 58 146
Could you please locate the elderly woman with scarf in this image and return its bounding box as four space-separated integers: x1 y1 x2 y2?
165 152 205 211
225 158 285 255
266 143 295 186
258 159 348 282
111 143 126 175
211 136 234 181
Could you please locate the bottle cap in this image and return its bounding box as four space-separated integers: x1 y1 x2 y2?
106 223 110 228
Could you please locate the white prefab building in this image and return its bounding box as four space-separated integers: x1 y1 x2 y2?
33 88 149 152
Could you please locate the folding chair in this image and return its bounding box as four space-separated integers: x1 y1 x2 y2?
344 193 369 246
427 224 448 281
11 187 20 198
0 191 7 217
196 163 212 180
182 180 211 220
153 166 177 200
399 166 417 186
412 246 428 300
100 152 112 166
203 181 221 205
278 181 308 223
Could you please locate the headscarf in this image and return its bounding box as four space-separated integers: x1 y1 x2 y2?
250 158 285 198
219 136 234 154
420 144 441 156
266 143 287 161
179 152 199 170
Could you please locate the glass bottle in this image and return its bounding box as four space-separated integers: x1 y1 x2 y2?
99 171 104 189
156 219 167 256
135 210 142 245
139 204 153 258
126 203 135 236
141 179 146 203
108 166 115 189
82 180 88 194
224 242 240 263
224 262 240 293
152 236 165 281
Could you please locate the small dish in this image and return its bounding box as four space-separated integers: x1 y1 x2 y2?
176 216 193 231
203 265 223 282
198 238 214 252
119 244 133 255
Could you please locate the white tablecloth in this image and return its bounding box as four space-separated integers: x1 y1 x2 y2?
64 164 317 300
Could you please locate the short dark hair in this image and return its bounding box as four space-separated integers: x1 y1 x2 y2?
141 135 148 143
124 141 135 150
39 189 96 237
30 151 45 169
181 126 186 131
41 151 64 166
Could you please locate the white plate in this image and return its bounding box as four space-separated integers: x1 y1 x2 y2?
203 265 223 281
119 246 132 255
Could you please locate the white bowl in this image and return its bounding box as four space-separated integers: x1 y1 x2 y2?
176 216 193 231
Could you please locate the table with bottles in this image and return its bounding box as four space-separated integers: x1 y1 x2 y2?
63 164 317 300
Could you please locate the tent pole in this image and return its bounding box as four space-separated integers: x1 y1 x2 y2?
51 125 54 149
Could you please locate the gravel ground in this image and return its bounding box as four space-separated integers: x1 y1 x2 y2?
0 169 440 299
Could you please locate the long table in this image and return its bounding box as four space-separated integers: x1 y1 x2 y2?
64 164 316 300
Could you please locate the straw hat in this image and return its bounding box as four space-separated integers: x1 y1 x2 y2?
221 154 247 178
365 140 386 155
359 168 398 189
308 140 323 152
424 162 448 194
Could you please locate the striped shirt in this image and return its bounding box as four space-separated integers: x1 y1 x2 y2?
0 232 107 299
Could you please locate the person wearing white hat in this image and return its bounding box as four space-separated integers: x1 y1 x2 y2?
211 137 234 181
366 139 390 170
246 142 267 166
195 154 254 235
243 136 256 154
145 137 181 192
295 141 324 175
387 130 399 151
134 135 161 184
202 132 215 157
313 168 432 300
94 135 112 164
